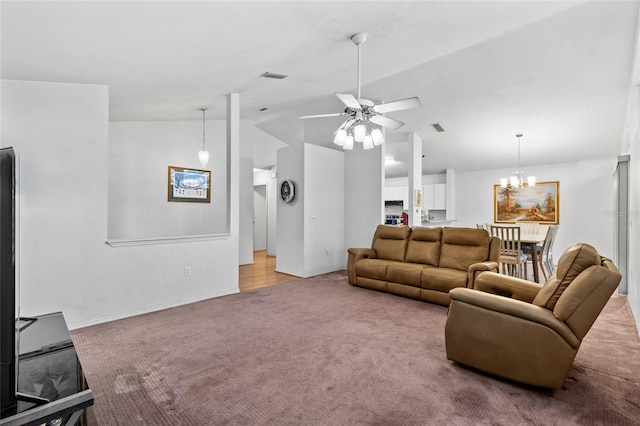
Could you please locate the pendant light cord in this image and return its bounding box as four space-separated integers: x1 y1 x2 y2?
200 107 207 150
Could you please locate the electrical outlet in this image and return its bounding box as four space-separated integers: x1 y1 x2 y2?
185 266 192 276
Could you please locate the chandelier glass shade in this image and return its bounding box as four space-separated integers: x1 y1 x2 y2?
501 133 535 189
198 107 210 168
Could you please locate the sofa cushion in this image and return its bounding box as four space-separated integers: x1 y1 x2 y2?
405 227 442 266
439 228 490 271
371 225 411 261
355 259 398 281
421 267 468 292
387 263 426 288
533 243 601 310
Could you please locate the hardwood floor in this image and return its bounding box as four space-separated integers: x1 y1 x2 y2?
239 250 300 292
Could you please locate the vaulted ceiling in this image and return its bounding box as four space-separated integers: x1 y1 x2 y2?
2 1 638 176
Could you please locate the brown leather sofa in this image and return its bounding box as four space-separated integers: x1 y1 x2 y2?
347 225 500 306
445 242 622 389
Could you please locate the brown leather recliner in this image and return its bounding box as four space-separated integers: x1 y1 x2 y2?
444 242 622 389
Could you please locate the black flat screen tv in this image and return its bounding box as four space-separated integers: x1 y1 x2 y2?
0 147 17 416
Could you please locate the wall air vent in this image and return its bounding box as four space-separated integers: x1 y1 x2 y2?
431 123 445 132
260 72 288 80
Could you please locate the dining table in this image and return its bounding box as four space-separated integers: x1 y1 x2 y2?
519 233 547 283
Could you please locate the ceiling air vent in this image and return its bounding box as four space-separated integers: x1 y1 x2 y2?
260 72 288 80
431 123 445 133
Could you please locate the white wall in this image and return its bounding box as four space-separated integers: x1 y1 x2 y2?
344 147 385 251
1 80 240 329
276 144 345 277
108 120 228 240
623 6 640 333
455 158 617 259
276 144 304 276
238 121 255 265
303 144 345 276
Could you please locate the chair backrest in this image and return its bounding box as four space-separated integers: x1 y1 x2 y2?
533 243 621 340
489 225 522 257
539 225 559 280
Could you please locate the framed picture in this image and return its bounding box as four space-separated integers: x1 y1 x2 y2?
168 166 211 203
494 181 559 224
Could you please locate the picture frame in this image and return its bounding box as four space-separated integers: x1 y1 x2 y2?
494 181 559 224
415 189 422 208
168 166 211 203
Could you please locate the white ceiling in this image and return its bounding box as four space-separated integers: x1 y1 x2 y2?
2 1 638 176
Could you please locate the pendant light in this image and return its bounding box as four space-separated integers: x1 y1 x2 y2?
198 107 210 168
501 133 535 188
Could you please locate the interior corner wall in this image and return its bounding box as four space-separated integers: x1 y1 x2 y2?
276 144 304 277
344 146 385 251
303 144 344 276
1 80 240 329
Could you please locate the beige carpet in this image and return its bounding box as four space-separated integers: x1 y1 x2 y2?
71 271 640 425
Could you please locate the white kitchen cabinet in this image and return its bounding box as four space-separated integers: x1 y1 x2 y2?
423 184 446 210
385 186 408 208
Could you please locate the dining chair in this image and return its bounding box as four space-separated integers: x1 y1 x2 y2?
490 225 528 279
538 225 559 281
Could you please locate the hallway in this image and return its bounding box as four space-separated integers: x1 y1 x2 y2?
239 251 299 292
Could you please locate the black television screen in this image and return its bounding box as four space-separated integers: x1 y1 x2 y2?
0 147 17 416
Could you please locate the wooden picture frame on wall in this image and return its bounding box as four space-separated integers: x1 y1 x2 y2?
167 166 211 203
494 181 559 224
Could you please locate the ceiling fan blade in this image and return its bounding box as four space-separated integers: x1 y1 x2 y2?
335 93 362 110
299 112 346 119
372 97 423 114
370 114 404 130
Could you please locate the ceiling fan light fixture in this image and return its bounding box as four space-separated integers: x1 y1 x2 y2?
371 128 384 145
343 135 354 150
299 32 421 151
354 124 366 142
363 135 374 150
333 129 347 146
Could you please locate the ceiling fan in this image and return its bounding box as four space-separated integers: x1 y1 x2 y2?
299 33 423 150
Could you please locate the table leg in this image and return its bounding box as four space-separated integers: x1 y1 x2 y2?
527 242 539 283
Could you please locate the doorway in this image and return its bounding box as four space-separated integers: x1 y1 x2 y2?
254 185 267 251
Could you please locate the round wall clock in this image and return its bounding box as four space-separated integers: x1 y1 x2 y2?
280 179 295 203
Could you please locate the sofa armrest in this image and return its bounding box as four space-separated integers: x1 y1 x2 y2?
473 271 543 303
347 248 376 285
467 261 499 288
448 288 580 348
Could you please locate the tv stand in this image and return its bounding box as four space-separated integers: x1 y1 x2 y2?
0 312 93 426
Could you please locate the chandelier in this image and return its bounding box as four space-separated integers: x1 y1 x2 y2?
501 133 535 188
198 107 210 168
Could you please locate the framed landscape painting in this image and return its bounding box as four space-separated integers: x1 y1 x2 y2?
494 181 559 224
168 166 211 203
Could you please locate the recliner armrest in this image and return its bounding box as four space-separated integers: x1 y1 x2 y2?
346 248 376 284
467 261 499 288
473 271 543 303
448 288 580 348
